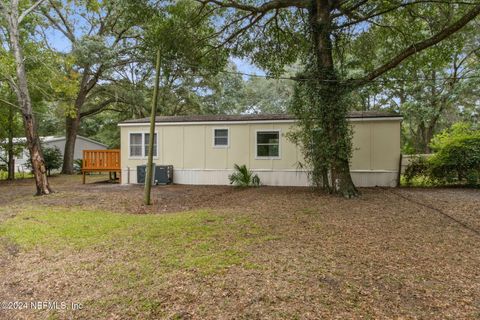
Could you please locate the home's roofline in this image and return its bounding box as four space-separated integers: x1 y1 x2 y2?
44 135 108 148
118 112 402 126
0 135 108 148
77 135 108 148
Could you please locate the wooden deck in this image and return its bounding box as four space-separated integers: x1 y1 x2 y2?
82 149 121 184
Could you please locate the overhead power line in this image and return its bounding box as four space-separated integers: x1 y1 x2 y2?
219 69 480 83
161 58 480 84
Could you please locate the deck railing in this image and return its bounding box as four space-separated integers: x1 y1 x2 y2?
82 149 121 171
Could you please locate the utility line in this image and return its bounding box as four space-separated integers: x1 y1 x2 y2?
391 190 480 237
160 58 480 83
26 50 480 88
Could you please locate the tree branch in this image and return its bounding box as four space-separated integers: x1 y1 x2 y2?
0 97 19 109
41 0 76 43
19 0 48 23
334 0 480 29
332 0 368 19
79 98 116 118
196 0 309 13
353 3 480 86
218 12 266 48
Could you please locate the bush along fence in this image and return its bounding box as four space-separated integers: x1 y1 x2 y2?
402 123 480 187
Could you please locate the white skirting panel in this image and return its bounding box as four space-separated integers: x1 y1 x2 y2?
350 171 398 187
173 169 311 187
121 167 398 187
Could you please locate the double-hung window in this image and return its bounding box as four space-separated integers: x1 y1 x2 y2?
256 130 280 158
129 133 157 157
144 133 157 157
213 128 229 147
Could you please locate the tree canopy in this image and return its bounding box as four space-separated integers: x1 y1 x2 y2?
0 0 478 196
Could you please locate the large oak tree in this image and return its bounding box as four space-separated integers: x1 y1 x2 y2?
198 0 480 196
41 0 142 173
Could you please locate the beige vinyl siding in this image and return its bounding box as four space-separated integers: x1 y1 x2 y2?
162 126 182 167
120 119 401 186
227 125 250 169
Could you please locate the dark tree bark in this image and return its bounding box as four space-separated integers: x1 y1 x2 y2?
61 83 116 174
61 70 92 174
7 104 15 180
62 114 81 174
417 122 432 154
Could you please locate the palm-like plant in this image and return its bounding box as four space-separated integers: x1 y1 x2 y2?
228 164 261 187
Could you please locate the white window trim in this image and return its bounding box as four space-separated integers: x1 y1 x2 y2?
128 132 159 159
212 127 230 148
255 129 281 160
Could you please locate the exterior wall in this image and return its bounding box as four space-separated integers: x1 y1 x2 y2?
0 146 29 173
44 137 107 161
12 149 30 173
120 119 401 187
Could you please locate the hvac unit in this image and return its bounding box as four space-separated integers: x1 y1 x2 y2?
154 165 173 185
136 164 155 185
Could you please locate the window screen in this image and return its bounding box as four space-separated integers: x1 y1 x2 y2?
256 131 279 157
214 129 229 146
144 133 157 157
129 133 142 157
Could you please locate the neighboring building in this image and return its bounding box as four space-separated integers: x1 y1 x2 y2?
0 135 107 172
118 112 402 187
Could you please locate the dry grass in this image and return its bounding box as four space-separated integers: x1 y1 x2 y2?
0 175 479 319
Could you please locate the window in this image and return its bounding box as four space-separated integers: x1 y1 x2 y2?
129 133 157 157
129 133 142 157
256 130 280 158
213 128 229 147
144 133 157 157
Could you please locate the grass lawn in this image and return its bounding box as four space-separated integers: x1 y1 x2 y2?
0 170 33 180
0 175 479 319
0 206 260 319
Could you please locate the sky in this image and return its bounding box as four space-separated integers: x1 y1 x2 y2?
45 26 266 77
230 57 266 76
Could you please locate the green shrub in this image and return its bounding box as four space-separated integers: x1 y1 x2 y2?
228 164 260 187
74 159 83 173
401 123 480 187
404 156 430 185
428 123 480 185
44 147 63 176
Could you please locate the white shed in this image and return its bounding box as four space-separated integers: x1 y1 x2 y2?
0 135 107 172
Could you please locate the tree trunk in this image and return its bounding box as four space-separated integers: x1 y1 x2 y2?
417 122 428 153
417 111 439 154
62 114 81 174
6 6 52 195
61 67 95 174
7 152 15 180
423 125 435 153
311 0 358 197
24 115 51 194
7 104 15 180
144 49 162 205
